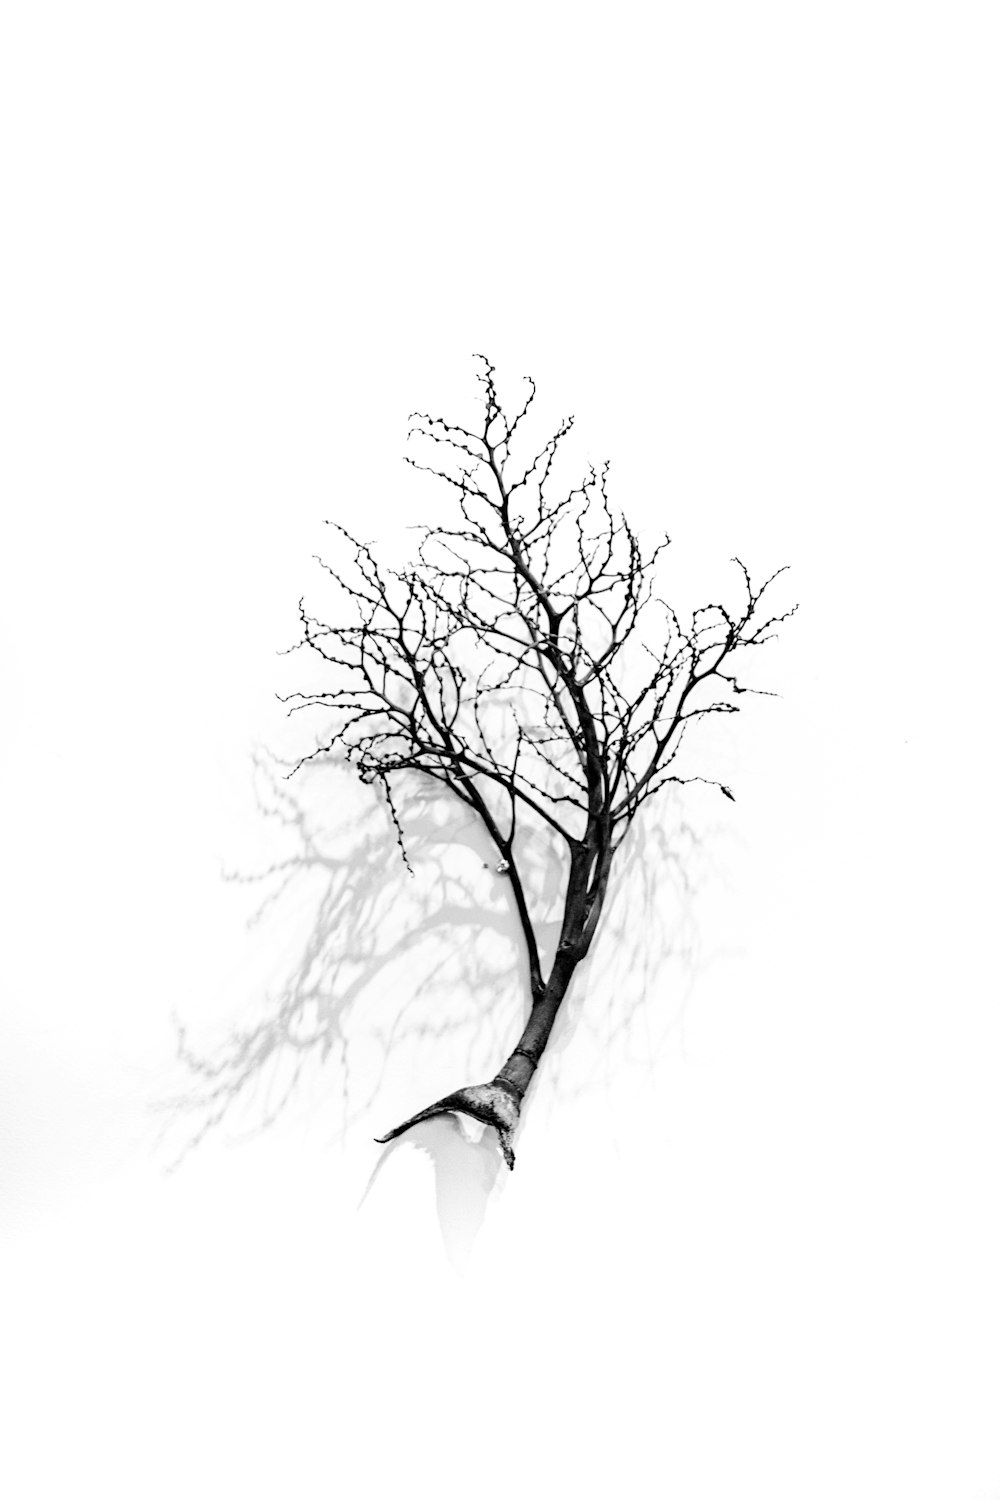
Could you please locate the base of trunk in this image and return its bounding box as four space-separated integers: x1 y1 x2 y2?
375 1080 522 1169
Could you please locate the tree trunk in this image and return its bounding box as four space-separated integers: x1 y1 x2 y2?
493 949 576 1101
375 841 612 1168
374 952 579 1170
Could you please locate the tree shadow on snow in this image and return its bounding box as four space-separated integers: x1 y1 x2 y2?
160 747 709 1257
359 1114 504 1272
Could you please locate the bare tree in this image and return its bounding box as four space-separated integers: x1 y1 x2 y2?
285 357 796 1168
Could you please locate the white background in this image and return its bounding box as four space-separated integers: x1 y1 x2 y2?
2 3 999 1497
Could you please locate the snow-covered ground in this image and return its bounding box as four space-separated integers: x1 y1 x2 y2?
3 6 999 1497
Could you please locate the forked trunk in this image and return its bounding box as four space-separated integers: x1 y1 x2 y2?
374 954 578 1170
376 837 614 1167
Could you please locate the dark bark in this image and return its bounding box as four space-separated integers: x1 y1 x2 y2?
287 357 795 1169
374 949 579 1170
375 841 610 1168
